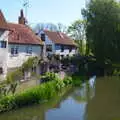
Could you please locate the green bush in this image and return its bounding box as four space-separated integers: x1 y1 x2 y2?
42 72 58 82
55 79 65 91
72 75 82 86
63 76 73 85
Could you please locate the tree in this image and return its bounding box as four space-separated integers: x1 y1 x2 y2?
67 20 86 55
33 23 67 33
82 0 120 65
57 23 67 33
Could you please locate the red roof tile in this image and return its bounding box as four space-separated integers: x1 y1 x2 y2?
0 10 9 30
44 30 76 46
8 23 43 45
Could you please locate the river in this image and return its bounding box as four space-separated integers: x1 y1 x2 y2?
0 76 120 120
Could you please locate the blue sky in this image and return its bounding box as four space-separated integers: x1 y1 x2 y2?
0 0 85 26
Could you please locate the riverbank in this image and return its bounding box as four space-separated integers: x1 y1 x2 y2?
0 75 82 113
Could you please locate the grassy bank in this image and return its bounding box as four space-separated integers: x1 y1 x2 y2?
0 73 81 112
0 74 82 113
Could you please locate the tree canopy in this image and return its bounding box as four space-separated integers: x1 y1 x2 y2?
82 0 120 65
67 20 86 55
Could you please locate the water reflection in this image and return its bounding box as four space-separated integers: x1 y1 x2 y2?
0 76 97 120
87 76 120 120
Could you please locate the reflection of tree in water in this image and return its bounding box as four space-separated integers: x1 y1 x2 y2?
71 77 96 120
86 77 120 120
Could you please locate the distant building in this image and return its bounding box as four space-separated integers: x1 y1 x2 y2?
37 30 77 58
0 10 43 79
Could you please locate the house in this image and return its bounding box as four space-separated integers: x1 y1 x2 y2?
37 30 76 58
0 10 43 79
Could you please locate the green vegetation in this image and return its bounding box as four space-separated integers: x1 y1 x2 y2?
0 57 41 98
0 72 82 113
82 0 120 65
67 20 86 55
22 57 39 71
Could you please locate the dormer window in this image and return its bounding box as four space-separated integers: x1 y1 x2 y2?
41 33 45 41
0 41 6 48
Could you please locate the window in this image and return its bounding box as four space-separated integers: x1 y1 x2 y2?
26 46 32 55
0 41 6 48
61 45 64 52
41 33 45 41
11 46 19 56
46 45 52 52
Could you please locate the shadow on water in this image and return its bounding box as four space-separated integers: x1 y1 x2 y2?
2 76 120 120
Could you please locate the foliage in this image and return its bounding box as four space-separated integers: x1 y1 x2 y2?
6 68 23 83
82 0 120 65
0 57 40 97
0 81 57 112
63 76 73 85
41 72 58 82
55 79 65 91
0 76 73 113
22 57 39 71
72 74 84 86
67 20 86 55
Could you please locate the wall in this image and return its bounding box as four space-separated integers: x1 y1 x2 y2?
38 31 76 57
0 30 9 79
55 44 76 57
7 44 42 68
38 31 55 57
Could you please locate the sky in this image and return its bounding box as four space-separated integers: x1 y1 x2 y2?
0 0 86 26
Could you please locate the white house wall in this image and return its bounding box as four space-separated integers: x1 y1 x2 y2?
55 45 76 57
0 30 9 78
44 34 76 56
38 31 76 57
7 44 42 68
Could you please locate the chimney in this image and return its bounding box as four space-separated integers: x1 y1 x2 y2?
18 9 26 25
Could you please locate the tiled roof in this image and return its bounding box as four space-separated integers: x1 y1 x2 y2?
44 30 76 46
0 10 9 30
8 23 43 45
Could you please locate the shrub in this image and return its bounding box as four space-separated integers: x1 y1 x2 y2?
72 75 82 86
0 81 58 113
41 72 58 82
55 79 65 91
63 76 73 85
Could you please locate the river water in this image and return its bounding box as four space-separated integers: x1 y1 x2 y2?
0 76 120 120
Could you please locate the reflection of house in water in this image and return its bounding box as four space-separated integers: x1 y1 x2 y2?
87 77 120 120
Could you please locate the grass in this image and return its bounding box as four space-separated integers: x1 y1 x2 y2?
0 74 83 113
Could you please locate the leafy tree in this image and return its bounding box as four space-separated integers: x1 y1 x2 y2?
82 0 120 65
67 20 86 55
